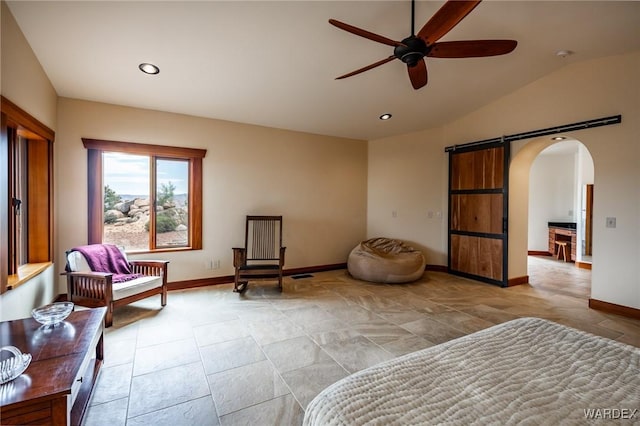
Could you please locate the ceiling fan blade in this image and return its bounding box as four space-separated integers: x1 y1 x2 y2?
336 56 397 80
329 19 404 47
417 0 482 45
407 59 428 90
428 40 517 58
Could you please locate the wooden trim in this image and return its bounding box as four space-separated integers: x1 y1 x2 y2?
284 263 346 276
190 158 203 250
589 298 640 320
584 184 593 256
1 97 55 292
112 287 165 309
137 265 530 292
48 137 55 263
168 263 348 291
528 250 552 256
507 275 529 286
1 112 8 294
425 264 448 272
1 96 55 142
28 139 51 262
82 138 206 159
85 140 205 250
7 262 52 290
576 261 592 270
168 276 233 291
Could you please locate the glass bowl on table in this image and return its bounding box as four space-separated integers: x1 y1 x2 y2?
31 301 74 326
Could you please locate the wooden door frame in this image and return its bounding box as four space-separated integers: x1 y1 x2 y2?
584 184 594 257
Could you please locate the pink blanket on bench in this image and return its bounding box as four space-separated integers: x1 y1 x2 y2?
71 244 141 283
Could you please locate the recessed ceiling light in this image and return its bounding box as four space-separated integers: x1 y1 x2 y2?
139 63 160 75
379 113 392 120
552 136 566 141
555 50 574 58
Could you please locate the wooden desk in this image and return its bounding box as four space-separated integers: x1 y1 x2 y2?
548 226 577 262
0 307 106 425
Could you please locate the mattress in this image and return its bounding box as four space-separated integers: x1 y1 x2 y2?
304 317 640 425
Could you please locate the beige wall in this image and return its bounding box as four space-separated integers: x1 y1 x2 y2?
367 126 448 265
0 1 57 129
0 267 55 321
0 1 58 320
55 98 367 291
368 50 640 310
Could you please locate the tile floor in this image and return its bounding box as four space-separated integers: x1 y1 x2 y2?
82 256 640 426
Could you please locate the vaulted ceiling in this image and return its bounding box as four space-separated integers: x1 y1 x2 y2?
7 1 640 140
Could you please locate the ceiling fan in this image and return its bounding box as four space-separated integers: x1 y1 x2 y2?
329 0 517 90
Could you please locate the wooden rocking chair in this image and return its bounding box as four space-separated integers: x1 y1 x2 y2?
232 215 286 293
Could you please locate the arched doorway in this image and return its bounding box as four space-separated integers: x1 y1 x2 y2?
527 139 594 297
508 136 594 297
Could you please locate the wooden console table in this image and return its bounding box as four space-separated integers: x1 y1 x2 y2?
0 307 105 425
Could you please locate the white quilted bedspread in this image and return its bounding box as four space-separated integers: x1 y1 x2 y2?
304 317 640 425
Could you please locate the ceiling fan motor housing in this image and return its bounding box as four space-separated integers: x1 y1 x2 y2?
394 36 429 66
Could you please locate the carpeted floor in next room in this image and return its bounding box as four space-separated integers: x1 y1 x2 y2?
82 256 640 426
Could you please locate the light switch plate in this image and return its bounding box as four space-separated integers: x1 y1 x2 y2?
606 217 616 228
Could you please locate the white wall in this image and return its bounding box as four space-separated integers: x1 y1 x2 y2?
575 145 595 260
368 50 640 310
55 98 368 292
528 148 577 252
0 1 58 321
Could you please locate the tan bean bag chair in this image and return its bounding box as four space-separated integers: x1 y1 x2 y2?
347 237 426 283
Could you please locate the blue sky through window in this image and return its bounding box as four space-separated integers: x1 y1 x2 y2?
103 152 188 197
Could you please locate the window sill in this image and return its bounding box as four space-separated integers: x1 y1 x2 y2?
7 262 53 290
125 246 196 255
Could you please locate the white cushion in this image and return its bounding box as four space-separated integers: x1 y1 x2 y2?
113 276 162 301
67 250 92 272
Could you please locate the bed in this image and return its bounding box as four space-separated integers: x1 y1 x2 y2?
304 317 640 425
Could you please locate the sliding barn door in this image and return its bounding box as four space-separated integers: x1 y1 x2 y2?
448 142 509 287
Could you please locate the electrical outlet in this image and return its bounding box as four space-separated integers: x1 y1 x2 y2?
606 217 616 228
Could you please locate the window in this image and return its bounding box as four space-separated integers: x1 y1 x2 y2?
1 96 55 293
9 133 28 270
83 138 206 253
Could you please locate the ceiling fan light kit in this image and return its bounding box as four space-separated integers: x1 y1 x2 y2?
329 0 517 90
